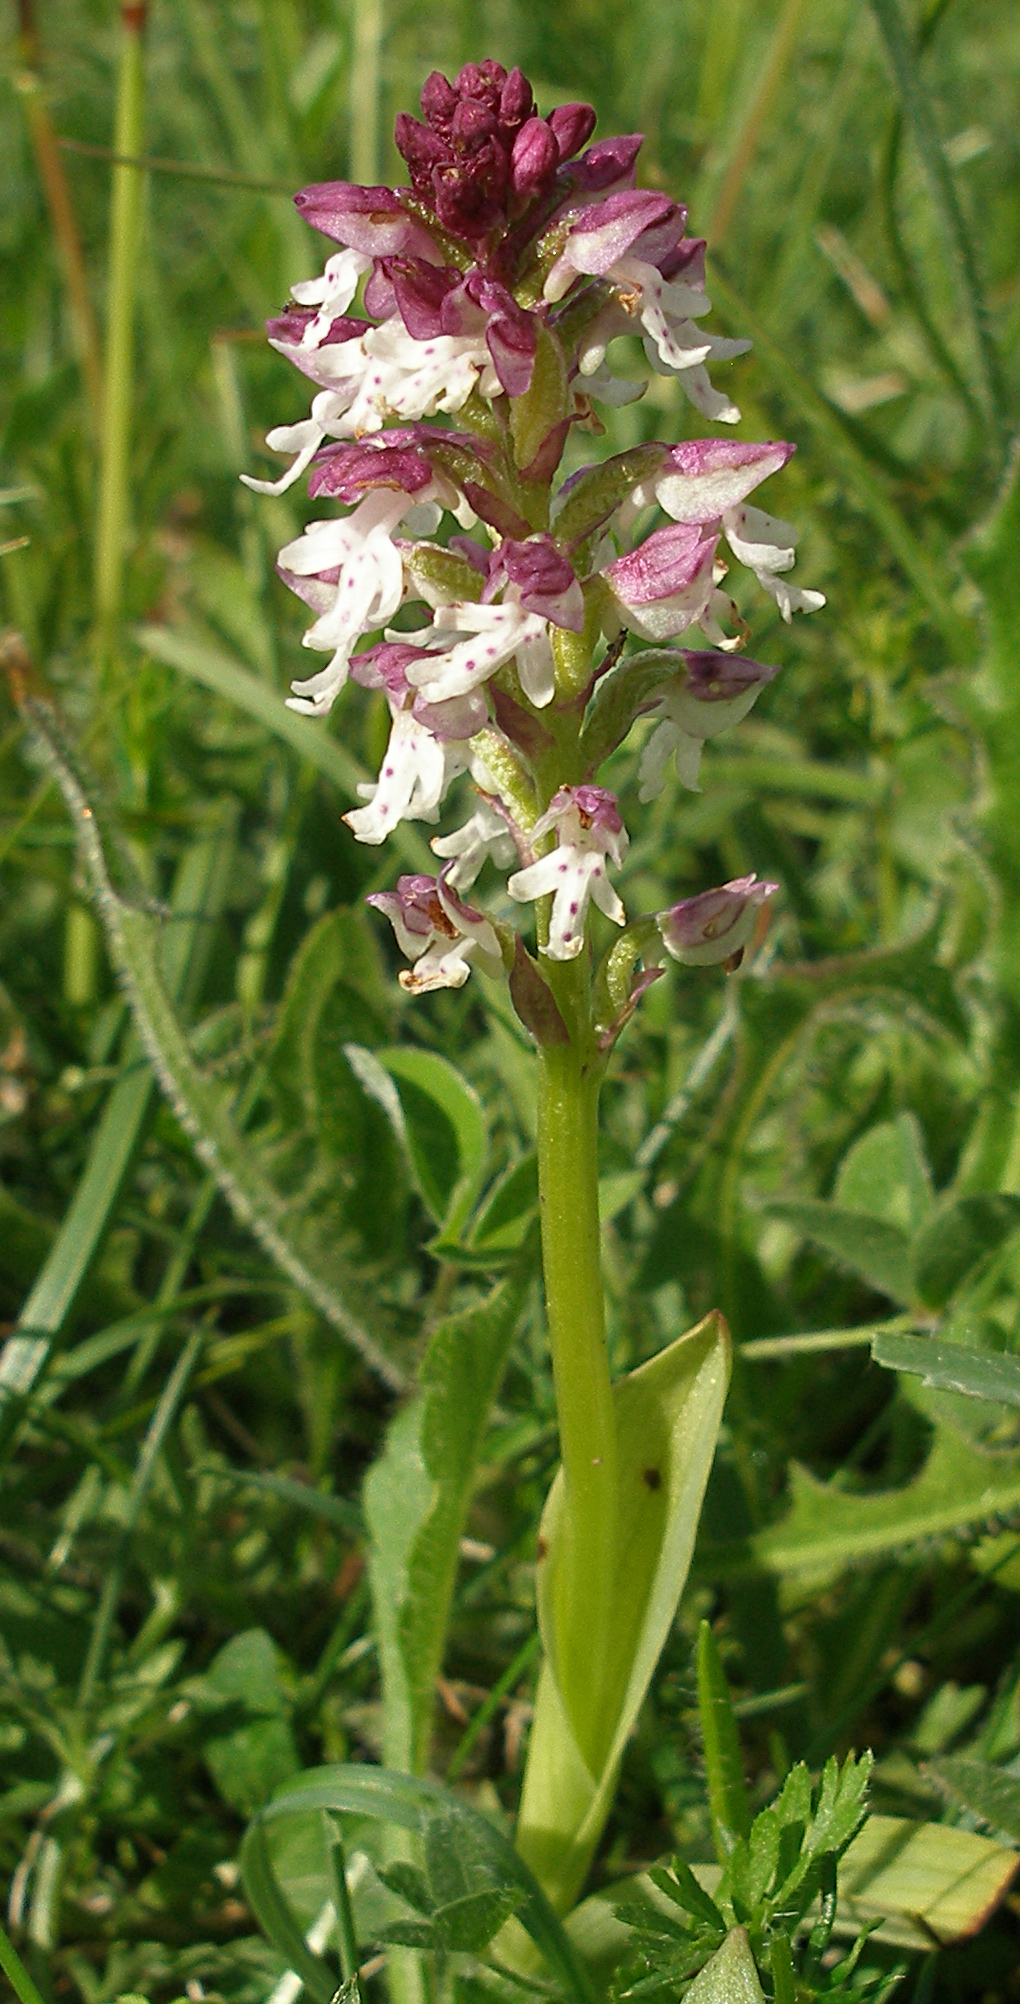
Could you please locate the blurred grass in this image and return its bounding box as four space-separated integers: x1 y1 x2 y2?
0 0 1019 1999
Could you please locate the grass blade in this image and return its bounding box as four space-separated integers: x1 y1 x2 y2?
0 1918 48 2004
867 0 1007 455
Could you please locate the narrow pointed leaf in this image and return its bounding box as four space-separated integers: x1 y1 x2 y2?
697 1622 751 1861
364 1268 526 1772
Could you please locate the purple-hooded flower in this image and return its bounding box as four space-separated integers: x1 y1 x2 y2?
621 438 825 625
432 796 518 889
547 200 749 421
627 438 796 524
293 181 444 260
508 785 628 961
637 649 781 798
601 522 719 642
245 298 504 494
367 870 503 992
657 873 777 967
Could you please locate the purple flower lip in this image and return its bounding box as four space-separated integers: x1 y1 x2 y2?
308 440 435 501
483 534 585 631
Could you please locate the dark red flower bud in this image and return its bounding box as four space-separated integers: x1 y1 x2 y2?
451 97 499 149
500 67 534 130
420 69 458 128
548 102 597 162
511 116 560 198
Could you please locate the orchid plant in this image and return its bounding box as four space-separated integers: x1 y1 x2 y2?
244 54 824 1963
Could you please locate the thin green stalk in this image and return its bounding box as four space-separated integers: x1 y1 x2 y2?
536 972 617 1762
94 2 147 656
867 0 1007 458
349 0 383 184
15 3 104 429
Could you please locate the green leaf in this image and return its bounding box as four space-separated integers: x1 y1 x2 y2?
469 1154 539 1257
364 1268 526 1773
241 1765 597 2004
927 1756 1020 1840
377 1046 488 1236
648 1862 726 1933
268 908 406 1260
516 1314 730 1914
910 1194 1020 1308
203 1629 300 1817
834 1114 933 1236
697 1622 751 1863
683 1928 765 2003
722 1428 1020 1579
764 1200 914 1305
872 1332 1020 1409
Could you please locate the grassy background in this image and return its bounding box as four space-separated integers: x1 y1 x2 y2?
1 0 1019 1999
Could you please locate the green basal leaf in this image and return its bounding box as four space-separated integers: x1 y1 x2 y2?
872 1332 1020 1408
364 1268 527 1773
515 1313 730 1914
927 1754 1020 1840
763 1200 914 1306
734 1429 1020 1579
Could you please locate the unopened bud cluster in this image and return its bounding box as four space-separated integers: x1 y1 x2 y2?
246 61 824 1037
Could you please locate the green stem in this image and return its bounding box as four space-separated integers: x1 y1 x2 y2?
94 2 146 658
536 964 616 1760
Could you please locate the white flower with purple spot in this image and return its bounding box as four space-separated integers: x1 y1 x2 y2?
400 602 557 709
508 785 629 961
